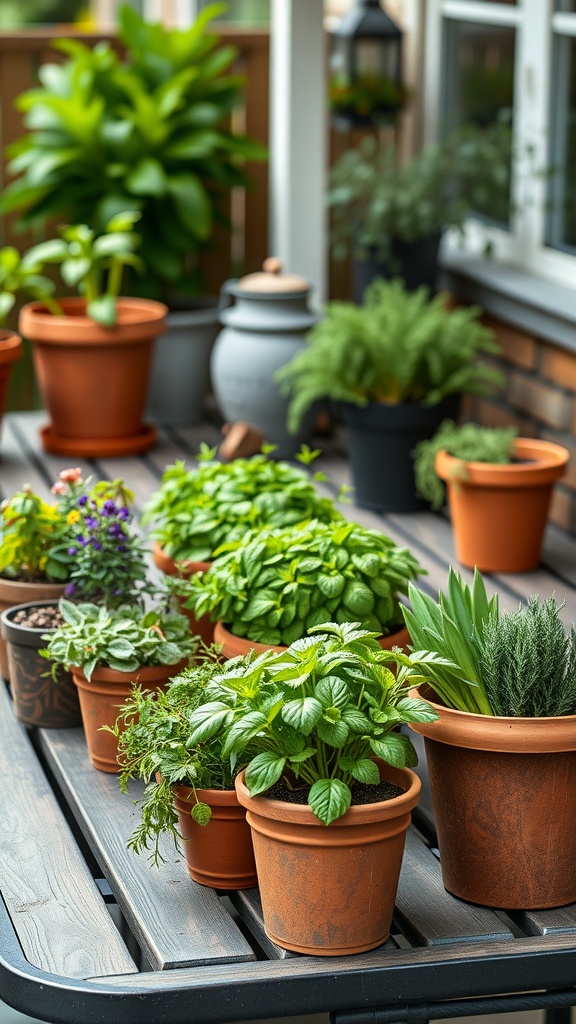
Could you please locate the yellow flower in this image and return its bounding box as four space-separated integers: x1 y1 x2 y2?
67 510 81 524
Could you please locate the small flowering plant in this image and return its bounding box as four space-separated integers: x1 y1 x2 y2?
0 470 82 582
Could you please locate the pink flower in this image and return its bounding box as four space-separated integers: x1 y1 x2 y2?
51 481 67 495
59 467 82 484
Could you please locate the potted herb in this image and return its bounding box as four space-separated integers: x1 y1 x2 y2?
413 420 569 572
143 444 344 644
43 600 197 773
187 621 435 954
14 212 167 457
179 517 423 656
392 568 576 910
329 121 512 298
276 278 504 512
112 656 257 890
1 4 266 426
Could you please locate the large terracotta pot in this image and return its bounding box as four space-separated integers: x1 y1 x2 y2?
409 687 576 909
172 784 257 890
152 542 214 646
0 576 66 681
236 760 420 955
0 600 81 728
435 437 569 573
71 660 187 773
214 620 411 660
19 297 167 457
0 331 22 430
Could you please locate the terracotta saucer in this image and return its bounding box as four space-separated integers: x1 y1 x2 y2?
40 423 157 457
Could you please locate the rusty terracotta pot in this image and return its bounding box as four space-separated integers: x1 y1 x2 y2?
71 660 187 773
172 784 257 890
152 542 214 646
19 297 167 457
214 620 411 660
435 437 569 573
409 686 576 909
0 331 22 430
236 761 420 955
0 576 66 681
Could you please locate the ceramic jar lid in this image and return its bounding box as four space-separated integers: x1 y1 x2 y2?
234 258 310 296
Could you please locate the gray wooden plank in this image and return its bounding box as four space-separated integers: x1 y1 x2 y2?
0 682 138 980
0 413 57 501
395 830 513 946
7 410 95 492
514 904 576 937
38 726 256 971
229 888 297 960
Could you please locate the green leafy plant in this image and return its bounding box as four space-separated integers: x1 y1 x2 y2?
276 278 504 433
0 245 59 325
187 621 438 825
142 446 345 563
0 483 73 583
396 568 576 719
112 653 237 864
329 121 513 265
1 3 266 300
42 599 197 682
330 72 407 123
180 518 423 646
413 420 518 511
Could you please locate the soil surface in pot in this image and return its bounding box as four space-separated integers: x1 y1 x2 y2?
263 778 403 805
11 604 64 629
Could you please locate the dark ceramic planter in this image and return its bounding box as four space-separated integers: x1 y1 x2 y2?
352 235 442 303
0 600 81 728
342 395 459 513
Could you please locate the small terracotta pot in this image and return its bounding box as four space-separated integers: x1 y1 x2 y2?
0 577 66 681
172 784 257 890
409 686 576 909
0 331 22 429
236 761 420 955
152 542 214 646
0 600 81 728
71 660 187 773
435 437 569 572
214 620 411 660
19 297 167 457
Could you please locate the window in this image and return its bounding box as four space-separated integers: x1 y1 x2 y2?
424 0 576 288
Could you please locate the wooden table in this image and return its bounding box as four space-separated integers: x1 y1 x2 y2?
2 410 576 1024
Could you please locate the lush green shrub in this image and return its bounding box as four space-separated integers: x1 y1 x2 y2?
413 420 517 510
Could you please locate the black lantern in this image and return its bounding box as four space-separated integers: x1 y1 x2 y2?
330 0 404 128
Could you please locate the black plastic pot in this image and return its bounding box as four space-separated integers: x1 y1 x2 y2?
0 600 81 728
342 396 459 513
352 234 442 302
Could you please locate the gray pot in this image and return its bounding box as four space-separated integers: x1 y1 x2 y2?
211 261 319 458
146 303 220 426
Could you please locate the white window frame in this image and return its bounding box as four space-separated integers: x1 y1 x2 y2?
423 0 576 290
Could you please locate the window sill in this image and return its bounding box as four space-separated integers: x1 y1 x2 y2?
439 251 576 353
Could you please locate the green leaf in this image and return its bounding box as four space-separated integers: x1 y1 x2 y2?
87 295 117 326
187 702 231 744
339 756 380 785
191 802 211 826
308 778 351 825
396 697 440 723
245 751 286 796
167 172 211 239
316 716 349 747
281 697 323 734
126 158 167 197
370 733 418 769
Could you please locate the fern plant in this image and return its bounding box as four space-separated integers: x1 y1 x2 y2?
276 279 504 434
413 420 518 511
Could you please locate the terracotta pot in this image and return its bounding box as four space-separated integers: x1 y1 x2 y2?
0 600 81 728
152 542 214 646
71 660 187 773
435 437 569 572
236 760 420 955
172 784 257 890
409 686 576 909
0 331 22 429
0 577 66 681
214 620 411 660
19 297 167 457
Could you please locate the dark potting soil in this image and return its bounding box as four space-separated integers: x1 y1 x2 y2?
263 778 403 806
11 605 64 630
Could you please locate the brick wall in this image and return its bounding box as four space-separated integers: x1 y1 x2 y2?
462 315 576 535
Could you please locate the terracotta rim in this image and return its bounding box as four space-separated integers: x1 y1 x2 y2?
152 542 211 577
72 659 188 689
0 332 22 365
40 422 157 457
19 297 168 345
214 620 410 656
235 763 421 827
172 784 239 807
435 438 569 490
409 685 576 753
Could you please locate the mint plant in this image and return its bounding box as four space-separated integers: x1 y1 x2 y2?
413 420 518 510
42 599 196 681
180 518 423 645
187 621 438 825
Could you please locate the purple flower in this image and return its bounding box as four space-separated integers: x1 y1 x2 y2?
109 523 124 537
92 540 102 551
64 583 76 597
76 535 89 546
114 588 122 596
117 544 126 552
78 495 88 507
102 500 118 516
118 506 130 521
84 516 98 530
67 546 77 556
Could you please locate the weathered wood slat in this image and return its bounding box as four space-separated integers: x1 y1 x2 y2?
38 727 256 971
514 904 576 936
229 888 297 960
0 682 138 979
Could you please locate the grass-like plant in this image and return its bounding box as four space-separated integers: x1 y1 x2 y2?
413 420 518 511
276 279 504 434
